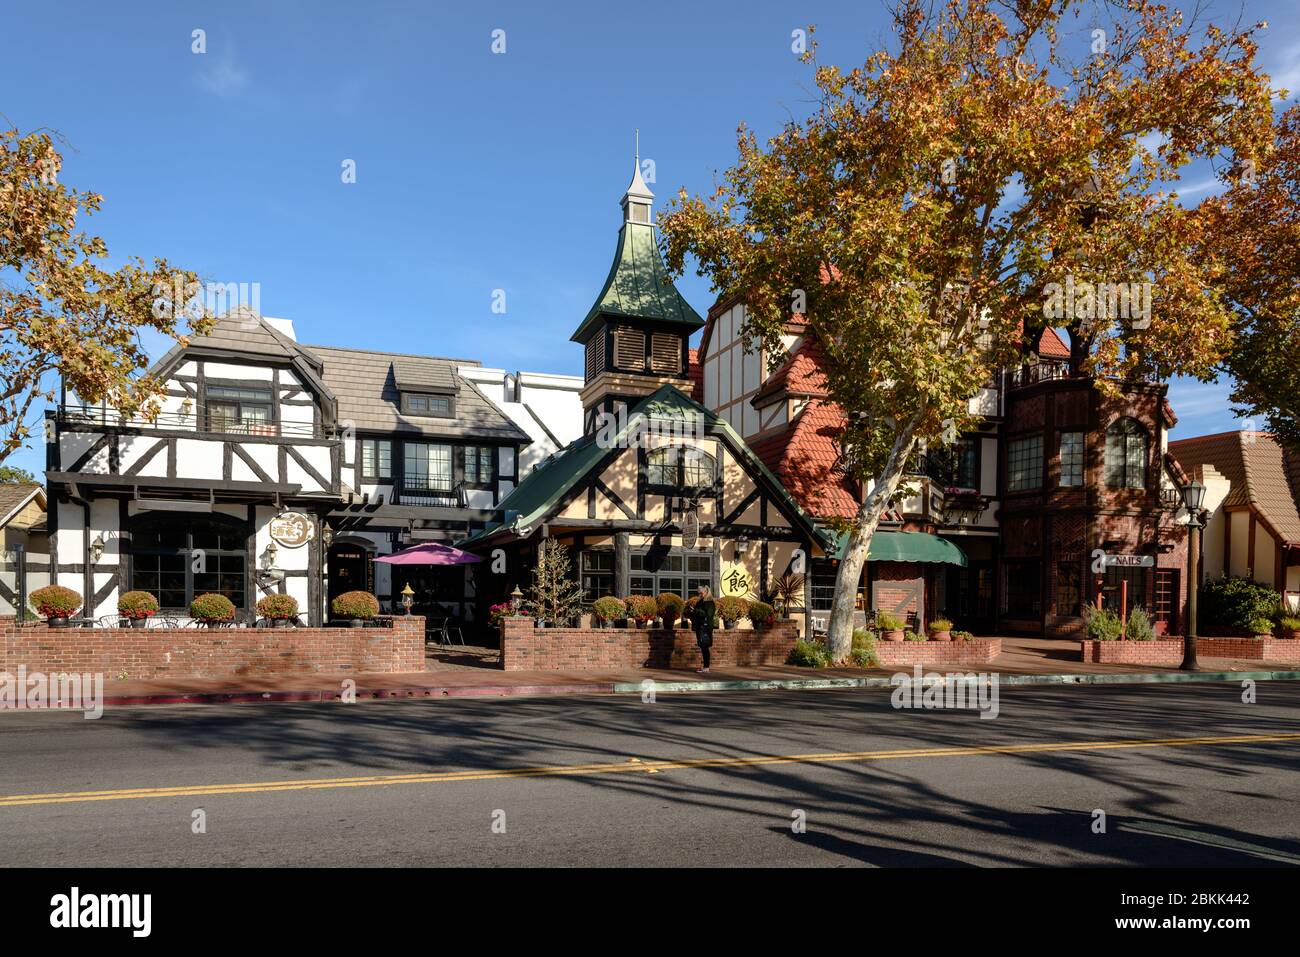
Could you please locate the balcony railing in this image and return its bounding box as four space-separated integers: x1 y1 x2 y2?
1008 361 1072 389
397 477 464 508
58 405 325 439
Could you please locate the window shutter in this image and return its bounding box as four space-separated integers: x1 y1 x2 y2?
585 330 604 382
650 333 681 374
614 327 645 371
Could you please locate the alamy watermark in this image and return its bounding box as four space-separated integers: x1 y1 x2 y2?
592 404 705 450
1042 275 1152 330
0 667 103 718
890 666 1000 719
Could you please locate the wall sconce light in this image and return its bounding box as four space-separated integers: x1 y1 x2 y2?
510 585 523 613
180 396 194 417
322 523 334 548
400 582 414 615
735 535 750 560
263 540 279 570
89 533 105 563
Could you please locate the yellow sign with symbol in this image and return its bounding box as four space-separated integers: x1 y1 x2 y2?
719 562 753 598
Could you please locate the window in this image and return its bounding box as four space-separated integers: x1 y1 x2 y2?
647 447 716 489
1056 562 1082 617
403 393 452 417
360 439 392 481
650 333 681 375
1002 560 1041 618
131 514 247 611
1006 435 1044 491
630 552 705 597
1102 565 1148 616
953 438 978 490
464 446 494 485
1059 432 1084 487
404 442 453 491
584 331 604 382
1104 418 1147 489
206 385 273 435
613 327 645 371
686 554 712 596
810 559 837 612
581 551 614 600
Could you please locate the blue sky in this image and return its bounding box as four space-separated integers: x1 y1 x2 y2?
4 0 1298 477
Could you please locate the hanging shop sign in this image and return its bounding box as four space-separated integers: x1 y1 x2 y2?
269 512 315 548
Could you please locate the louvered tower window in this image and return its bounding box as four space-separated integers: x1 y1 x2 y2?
649 332 681 375
585 330 604 382
613 327 646 371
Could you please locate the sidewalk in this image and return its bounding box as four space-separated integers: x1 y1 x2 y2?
47 637 1300 707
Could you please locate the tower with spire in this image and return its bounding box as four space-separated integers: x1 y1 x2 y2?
570 147 705 434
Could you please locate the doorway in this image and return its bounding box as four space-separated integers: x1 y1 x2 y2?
327 543 373 609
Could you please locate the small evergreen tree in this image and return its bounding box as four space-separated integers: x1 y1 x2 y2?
526 539 586 625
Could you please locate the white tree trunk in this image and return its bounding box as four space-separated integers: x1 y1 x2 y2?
825 416 923 661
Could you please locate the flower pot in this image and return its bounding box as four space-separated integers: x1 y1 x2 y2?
1285 629 1300 641
47 617 68 628
722 619 737 630
930 630 952 642
273 618 291 629
883 628 904 642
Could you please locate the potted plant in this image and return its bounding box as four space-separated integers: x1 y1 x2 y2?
656 592 685 629
190 593 236 627
257 593 300 628
716 595 748 629
331 590 379 627
1280 616 1300 640
904 629 926 642
524 539 586 627
117 590 159 627
767 572 805 619
928 618 954 641
1248 616 1275 640
625 594 658 628
30 585 81 627
592 596 627 629
747 600 776 629
875 611 905 642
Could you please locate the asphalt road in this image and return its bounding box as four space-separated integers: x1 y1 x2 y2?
1 681 1298 867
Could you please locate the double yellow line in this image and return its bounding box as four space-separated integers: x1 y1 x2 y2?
2 730 1297 809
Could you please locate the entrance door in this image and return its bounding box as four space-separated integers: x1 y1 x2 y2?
328 545 371 608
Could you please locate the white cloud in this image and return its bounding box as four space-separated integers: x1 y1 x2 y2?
198 55 249 96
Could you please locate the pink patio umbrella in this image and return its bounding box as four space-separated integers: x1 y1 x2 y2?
375 542 484 565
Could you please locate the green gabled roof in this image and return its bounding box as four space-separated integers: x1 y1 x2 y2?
570 221 705 343
460 384 833 550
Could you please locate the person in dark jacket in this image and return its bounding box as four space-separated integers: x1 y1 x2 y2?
690 584 716 674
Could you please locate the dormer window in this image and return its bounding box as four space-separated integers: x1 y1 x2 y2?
628 201 651 224
403 392 453 417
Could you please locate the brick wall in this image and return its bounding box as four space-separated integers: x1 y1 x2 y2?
1197 638 1300 662
1078 638 1183 664
874 638 1001 667
500 617 798 672
0 616 425 678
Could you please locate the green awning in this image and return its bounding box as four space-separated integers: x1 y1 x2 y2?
833 530 968 567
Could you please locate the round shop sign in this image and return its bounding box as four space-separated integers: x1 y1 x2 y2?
269 511 315 548
719 562 753 599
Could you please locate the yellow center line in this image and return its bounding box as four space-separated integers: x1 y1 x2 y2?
2 731 1297 808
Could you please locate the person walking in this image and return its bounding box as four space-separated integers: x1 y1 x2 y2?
690 584 716 674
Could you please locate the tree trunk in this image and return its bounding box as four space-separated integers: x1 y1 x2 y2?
825 415 924 661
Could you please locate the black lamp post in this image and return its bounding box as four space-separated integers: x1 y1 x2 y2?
1180 480 1207 671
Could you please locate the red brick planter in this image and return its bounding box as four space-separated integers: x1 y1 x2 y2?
873 639 1001 668
0 616 425 678
1078 638 1183 664
500 617 798 671
1196 638 1300 662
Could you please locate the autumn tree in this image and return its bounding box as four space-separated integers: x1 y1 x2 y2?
1198 106 1300 445
661 0 1274 659
0 123 211 465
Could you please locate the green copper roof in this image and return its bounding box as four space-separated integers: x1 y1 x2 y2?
570 221 705 343
832 530 969 566
460 384 832 550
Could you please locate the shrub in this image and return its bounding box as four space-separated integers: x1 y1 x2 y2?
1247 616 1275 637
592 596 627 622
716 595 748 624
747 600 776 626
788 638 832 668
625 594 658 622
1279 616 1300 634
30 585 81 619
488 601 528 626
1125 607 1155 641
903 629 925 642
257 593 299 620
331 590 379 620
190 593 236 622
117 590 159 619
928 618 954 633
1083 605 1123 641
767 572 806 616
875 611 904 631
1201 576 1283 630
952 630 974 642
656 592 685 623
851 628 878 667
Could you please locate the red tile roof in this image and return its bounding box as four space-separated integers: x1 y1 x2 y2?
1171 430 1300 543
752 337 828 406
750 399 859 520
686 348 703 402
1038 327 1071 359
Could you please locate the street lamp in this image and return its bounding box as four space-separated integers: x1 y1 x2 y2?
400 582 414 615
1180 480 1207 671
510 585 523 614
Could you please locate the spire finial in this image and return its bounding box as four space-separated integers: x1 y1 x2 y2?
635 128 640 166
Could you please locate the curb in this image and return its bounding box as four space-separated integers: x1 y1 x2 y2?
611 670 1300 695
101 682 615 707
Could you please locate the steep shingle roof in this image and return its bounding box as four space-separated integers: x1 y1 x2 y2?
304 345 530 443
1171 430 1300 543
0 483 45 527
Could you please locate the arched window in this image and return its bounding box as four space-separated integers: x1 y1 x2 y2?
646 447 717 489
1104 418 1147 489
682 448 716 488
646 448 678 486
129 512 249 611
